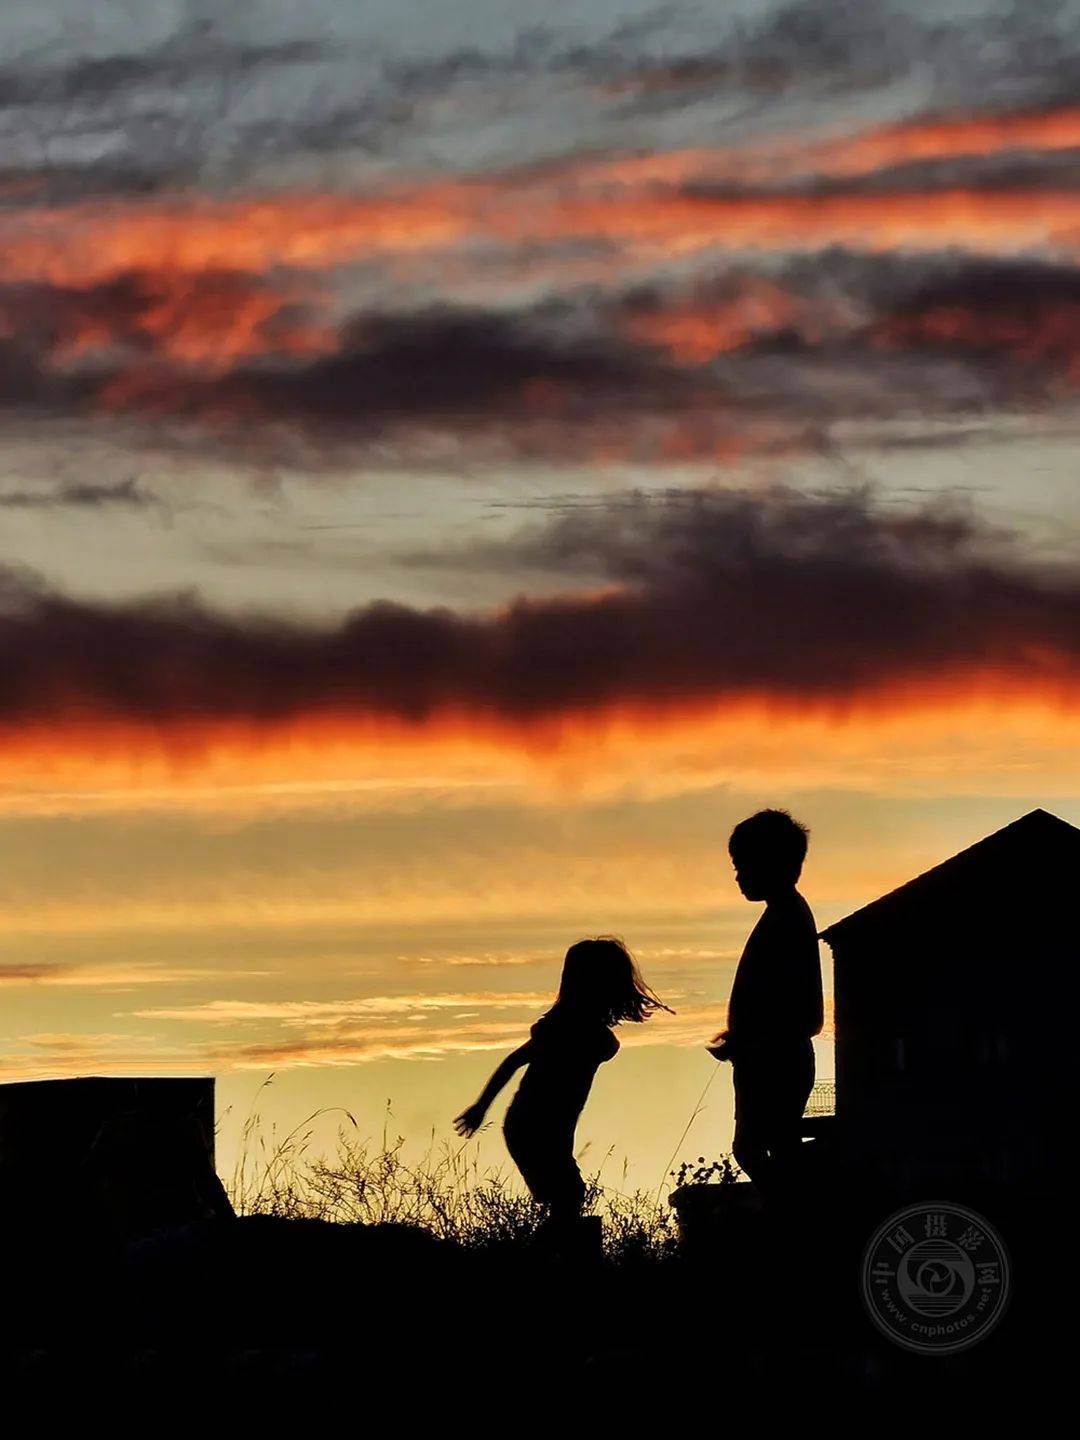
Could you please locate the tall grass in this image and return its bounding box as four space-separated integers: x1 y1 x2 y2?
221 1079 684 1263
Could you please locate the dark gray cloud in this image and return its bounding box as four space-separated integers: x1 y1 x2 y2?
1 487 1077 728
0 31 327 109
2 251 1078 469
243 306 651 415
794 149 1080 197
599 0 933 113
0 476 158 511
165 257 1080 456
4 1 1080 200
26 301 751 467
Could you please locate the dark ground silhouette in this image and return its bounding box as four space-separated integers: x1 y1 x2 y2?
2 813 1071 1406
0 1169 1059 1414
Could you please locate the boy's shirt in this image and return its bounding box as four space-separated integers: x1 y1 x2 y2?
726 890 823 1052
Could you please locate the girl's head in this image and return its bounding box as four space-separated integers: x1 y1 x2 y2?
556 937 671 1026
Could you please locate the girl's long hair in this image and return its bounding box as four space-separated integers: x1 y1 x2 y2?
555 936 672 1026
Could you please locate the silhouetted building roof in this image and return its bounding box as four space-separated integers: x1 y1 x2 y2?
0 1076 231 1240
820 807 1080 946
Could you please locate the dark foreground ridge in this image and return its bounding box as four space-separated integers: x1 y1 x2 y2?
3 807 1073 1406
0 1176 1060 1412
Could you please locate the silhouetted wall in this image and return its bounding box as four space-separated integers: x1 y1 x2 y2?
822 810 1078 1201
0 1076 226 1242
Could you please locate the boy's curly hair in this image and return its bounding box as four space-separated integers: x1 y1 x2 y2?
728 808 809 879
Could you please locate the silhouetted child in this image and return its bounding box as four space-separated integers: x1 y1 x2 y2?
709 809 823 1201
454 938 669 1238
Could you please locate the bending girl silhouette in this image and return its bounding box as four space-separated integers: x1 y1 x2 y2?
454 938 670 1231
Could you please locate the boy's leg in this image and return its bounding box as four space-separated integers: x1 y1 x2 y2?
761 1041 816 1200
732 1061 773 1189
734 1047 814 1199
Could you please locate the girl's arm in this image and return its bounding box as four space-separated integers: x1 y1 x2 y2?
453 1042 533 1137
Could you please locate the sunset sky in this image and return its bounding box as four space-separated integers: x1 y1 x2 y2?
2 0 1079 1194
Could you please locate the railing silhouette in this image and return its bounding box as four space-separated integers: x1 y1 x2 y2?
804 1080 836 1117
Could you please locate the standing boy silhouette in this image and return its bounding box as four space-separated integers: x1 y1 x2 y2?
709 810 823 1199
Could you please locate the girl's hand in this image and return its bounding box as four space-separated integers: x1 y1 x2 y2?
453 1103 486 1137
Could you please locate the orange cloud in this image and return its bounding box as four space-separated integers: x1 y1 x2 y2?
800 105 1080 181
216 1018 541 1068
507 186 1080 257
0 184 484 288
0 269 336 379
0 1031 202 1079
177 1000 717 1070
133 993 548 1025
0 962 244 987
620 275 849 362
1 680 1078 821
3 139 1079 304
567 104 1080 189
622 276 801 362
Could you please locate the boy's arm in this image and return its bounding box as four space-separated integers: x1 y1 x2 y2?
453 1043 533 1136
707 1029 735 1061
780 911 823 1037
805 931 824 1037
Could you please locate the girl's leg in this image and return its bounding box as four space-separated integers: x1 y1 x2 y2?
506 1121 585 1233
546 1157 586 1227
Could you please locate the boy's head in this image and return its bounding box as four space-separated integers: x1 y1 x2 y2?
728 809 809 900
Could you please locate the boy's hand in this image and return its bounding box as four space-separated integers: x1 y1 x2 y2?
453 1103 487 1138
706 1030 734 1062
